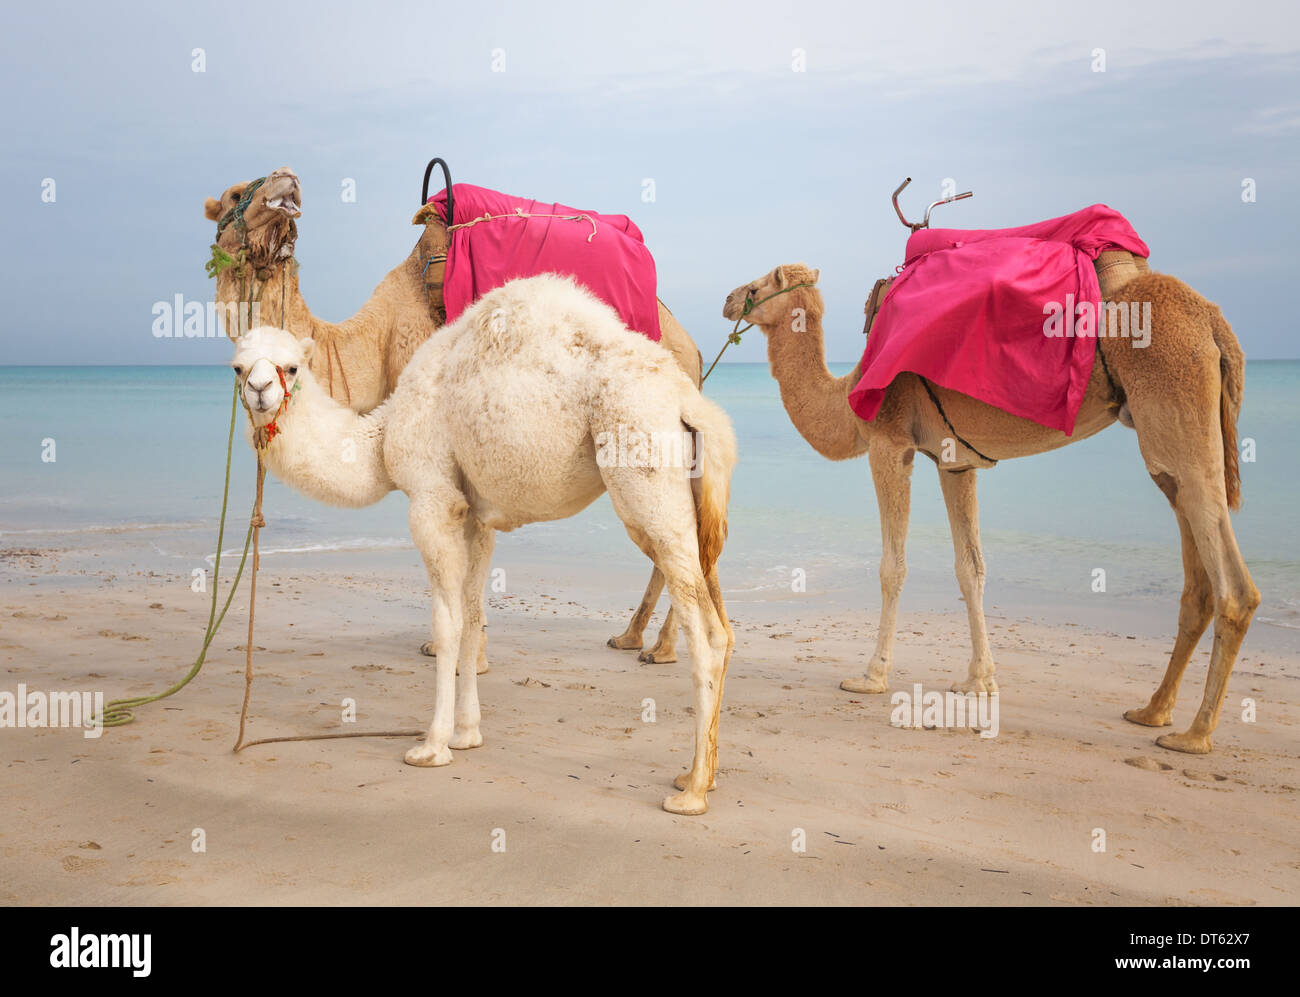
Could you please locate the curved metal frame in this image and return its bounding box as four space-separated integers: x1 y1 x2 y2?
421 158 454 225
892 176 973 232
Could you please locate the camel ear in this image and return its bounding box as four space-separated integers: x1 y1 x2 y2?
298 336 315 365
205 197 223 221
810 268 820 284
411 203 440 226
771 266 788 289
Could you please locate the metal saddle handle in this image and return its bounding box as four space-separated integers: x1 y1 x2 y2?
892 177 973 232
421 158 454 226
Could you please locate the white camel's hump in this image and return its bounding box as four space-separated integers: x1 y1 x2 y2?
400 273 687 392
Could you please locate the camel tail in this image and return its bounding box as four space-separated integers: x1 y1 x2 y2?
680 390 738 576
1212 309 1245 511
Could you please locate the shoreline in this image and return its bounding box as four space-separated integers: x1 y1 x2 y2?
6 530 1297 654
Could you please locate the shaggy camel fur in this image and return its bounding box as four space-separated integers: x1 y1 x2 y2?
206 167 699 663
230 275 737 814
727 263 1258 755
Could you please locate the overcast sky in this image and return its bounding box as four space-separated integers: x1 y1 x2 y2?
2 0 1297 364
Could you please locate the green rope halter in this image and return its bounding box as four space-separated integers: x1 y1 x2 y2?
215 176 267 237
702 282 816 383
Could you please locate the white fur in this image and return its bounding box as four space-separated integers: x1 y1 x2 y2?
231 274 738 814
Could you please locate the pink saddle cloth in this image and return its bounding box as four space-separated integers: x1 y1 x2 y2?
846 204 1149 435
428 183 661 341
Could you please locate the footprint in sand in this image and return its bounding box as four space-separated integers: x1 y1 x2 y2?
97 629 146 641
1125 756 1174 772
1181 769 1230 782
1143 811 1181 825
61 854 105 873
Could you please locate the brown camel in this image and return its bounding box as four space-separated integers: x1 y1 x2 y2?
204 167 700 664
725 261 1258 754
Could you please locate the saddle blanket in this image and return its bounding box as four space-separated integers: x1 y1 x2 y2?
427 183 661 341
846 204 1150 435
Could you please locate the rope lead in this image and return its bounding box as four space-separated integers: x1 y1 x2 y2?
94 379 256 727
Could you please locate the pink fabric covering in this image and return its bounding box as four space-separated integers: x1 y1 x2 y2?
846 204 1149 435
429 183 661 341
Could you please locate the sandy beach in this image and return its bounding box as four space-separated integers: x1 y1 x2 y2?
3 550 1296 907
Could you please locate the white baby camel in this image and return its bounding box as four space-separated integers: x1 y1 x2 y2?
230 274 737 815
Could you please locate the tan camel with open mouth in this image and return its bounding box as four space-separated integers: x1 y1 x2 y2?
204 166 703 667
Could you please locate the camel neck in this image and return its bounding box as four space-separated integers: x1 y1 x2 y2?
216 264 310 338
217 262 394 413
255 378 395 509
763 292 868 461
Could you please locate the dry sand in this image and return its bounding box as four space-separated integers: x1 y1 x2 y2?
1 557 1297 906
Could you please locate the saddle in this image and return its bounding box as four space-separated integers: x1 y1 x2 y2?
849 201 1152 437
863 249 1150 339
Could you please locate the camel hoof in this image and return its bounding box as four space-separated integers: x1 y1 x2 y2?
404 743 453 767
450 728 483 750
951 676 998 695
420 641 435 657
1124 706 1172 728
607 634 643 651
673 771 717 792
475 659 489 675
840 675 888 694
638 648 677 664
1156 730 1212 755
662 791 708 816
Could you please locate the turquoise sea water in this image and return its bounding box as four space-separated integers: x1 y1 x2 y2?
1 362 1296 650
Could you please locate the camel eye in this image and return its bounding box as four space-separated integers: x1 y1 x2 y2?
287 366 298 376
746 287 756 298
232 365 243 377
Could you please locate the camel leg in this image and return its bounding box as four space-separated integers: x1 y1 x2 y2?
421 619 488 674
607 567 679 663
1156 478 1257 753
604 468 727 815
404 496 469 768
450 515 495 751
841 445 914 694
938 468 997 694
1124 341 1259 753
660 556 729 816
640 606 679 664
1125 511 1213 728
607 567 663 651
673 566 732 793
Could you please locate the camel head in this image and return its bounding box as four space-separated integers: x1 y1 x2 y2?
204 166 301 274
722 264 821 328
230 325 315 428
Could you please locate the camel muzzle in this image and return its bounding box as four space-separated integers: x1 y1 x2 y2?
260 172 302 218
